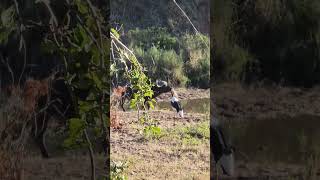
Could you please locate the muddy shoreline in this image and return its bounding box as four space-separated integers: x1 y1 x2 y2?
213 83 320 121
213 83 320 180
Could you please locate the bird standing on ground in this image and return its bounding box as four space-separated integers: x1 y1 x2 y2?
211 119 235 178
170 88 184 118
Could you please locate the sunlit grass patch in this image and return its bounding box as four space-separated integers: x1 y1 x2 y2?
161 121 209 145
111 160 129 180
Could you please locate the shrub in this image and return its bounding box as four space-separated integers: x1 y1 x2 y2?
123 27 210 88
134 46 188 86
181 34 210 88
126 27 179 51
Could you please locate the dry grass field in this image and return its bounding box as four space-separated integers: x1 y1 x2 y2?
111 88 210 179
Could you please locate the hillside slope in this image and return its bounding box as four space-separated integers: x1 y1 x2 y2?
111 0 209 34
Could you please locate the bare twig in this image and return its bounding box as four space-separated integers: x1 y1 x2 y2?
110 33 134 54
1 57 15 85
84 129 96 180
172 0 209 49
38 0 58 27
172 0 199 34
111 40 129 70
110 32 143 70
18 37 27 86
13 0 27 86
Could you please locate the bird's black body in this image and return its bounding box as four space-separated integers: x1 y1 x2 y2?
211 121 235 176
170 95 184 118
171 99 182 112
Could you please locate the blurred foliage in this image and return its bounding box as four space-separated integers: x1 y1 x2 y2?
111 28 155 112
212 0 320 88
111 28 161 142
0 0 110 178
114 27 209 88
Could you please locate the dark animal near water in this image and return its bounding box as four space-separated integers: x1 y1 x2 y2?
117 80 172 111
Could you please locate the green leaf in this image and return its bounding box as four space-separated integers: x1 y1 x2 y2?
1 5 15 27
111 28 120 39
147 101 154 109
75 0 89 14
144 90 153 97
79 100 92 113
110 63 117 75
90 72 103 90
91 46 100 64
78 25 91 50
63 118 86 148
0 29 12 44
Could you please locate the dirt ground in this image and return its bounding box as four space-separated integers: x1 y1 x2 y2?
111 109 210 180
212 83 320 120
0 88 209 180
212 83 320 180
157 88 210 101
23 154 106 180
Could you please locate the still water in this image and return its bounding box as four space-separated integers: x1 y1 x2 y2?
156 98 210 114
221 114 320 164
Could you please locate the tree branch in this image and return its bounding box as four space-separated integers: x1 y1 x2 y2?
84 129 96 180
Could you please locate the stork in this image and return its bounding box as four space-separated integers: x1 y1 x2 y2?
170 88 184 118
211 118 235 178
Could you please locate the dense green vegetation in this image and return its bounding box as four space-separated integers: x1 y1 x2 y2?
111 0 210 88
126 27 209 88
212 0 320 88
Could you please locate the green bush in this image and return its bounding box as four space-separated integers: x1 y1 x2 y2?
126 27 179 50
134 46 188 86
181 34 210 88
123 27 210 88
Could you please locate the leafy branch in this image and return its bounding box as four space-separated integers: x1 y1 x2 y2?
111 29 161 140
